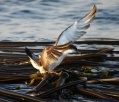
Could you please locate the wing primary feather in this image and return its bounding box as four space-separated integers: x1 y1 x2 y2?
25 47 38 62
52 50 62 57
54 5 97 46
79 5 96 21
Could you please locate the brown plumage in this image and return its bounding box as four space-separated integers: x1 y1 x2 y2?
40 42 74 71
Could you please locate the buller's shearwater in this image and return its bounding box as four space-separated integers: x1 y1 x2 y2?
25 5 96 92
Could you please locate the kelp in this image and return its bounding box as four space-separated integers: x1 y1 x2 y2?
0 41 119 101
87 78 119 84
37 78 87 98
0 40 119 47
0 88 47 102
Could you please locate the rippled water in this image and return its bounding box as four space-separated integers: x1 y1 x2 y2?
0 0 119 42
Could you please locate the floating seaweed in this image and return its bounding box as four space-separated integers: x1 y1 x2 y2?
0 41 119 102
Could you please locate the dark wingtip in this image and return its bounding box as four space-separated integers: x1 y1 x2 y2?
93 4 97 13
25 47 32 58
94 4 97 9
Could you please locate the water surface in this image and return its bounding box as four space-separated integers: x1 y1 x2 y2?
0 0 119 41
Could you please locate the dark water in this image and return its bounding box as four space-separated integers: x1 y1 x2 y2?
0 0 119 42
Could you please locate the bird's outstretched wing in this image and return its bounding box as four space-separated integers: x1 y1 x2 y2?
54 5 96 46
41 42 74 70
47 42 72 61
25 47 39 61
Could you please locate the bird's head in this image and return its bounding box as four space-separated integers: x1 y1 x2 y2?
69 45 79 54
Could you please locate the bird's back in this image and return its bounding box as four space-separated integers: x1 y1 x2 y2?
40 42 76 71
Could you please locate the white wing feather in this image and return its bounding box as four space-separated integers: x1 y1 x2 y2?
54 5 96 46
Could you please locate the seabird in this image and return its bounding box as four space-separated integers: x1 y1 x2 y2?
25 5 97 93
25 5 96 74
